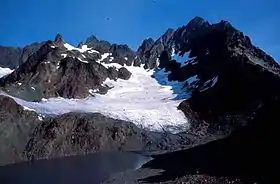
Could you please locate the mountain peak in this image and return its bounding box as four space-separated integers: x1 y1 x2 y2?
85 35 99 44
137 38 155 53
77 41 84 48
54 33 64 44
186 16 210 30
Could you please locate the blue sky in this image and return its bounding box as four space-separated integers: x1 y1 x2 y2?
0 0 279 61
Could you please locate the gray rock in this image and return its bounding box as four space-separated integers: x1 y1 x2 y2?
0 42 44 69
0 39 134 100
0 95 40 165
118 67 132 80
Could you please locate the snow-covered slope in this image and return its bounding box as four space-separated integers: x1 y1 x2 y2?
2 65 189 133
0 67 13 78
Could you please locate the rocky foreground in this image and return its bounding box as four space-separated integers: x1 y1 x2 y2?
0 17 279 184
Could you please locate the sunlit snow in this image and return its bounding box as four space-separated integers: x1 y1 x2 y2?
64 43 98 53
77 57 89 63
88 50 100 54
4 66 190 133
61 54 67 58
0 67 13 78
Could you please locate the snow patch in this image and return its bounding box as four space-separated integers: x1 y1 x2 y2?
102 63 123 69
64 43 92 53
89 89 99 95
61 54 67 58
152 69 191 100
124 57 128 61
18 83 22 86
51 46 55 48
78 57 89 63
109 57 114 62
88 50 100 54
5 66 189 133
172 51 193 67
96 53 112 63
23 106 35 112
0 67 13 78
38 115 43 121
31 87 35 90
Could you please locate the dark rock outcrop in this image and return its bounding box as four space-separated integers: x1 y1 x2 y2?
0 95 40 165
0 36 135 100
137 29 174 69
135 17 280 137
84 35 137 66
0 46 22 69
172 20 280 135
0 42 44 69
118 67 132 80
140 95 279 184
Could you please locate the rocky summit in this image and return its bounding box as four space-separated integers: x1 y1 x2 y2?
0 16 279 184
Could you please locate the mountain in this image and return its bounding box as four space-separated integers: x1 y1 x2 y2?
0 35 135 100
136 16 280 135
0 42 44 69
0 16 280 184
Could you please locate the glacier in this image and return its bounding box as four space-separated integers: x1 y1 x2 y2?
2 65 190 133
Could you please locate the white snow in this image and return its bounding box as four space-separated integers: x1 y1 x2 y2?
156 58 160 67
171 46 176 57
64 43 99 54
61 54 67 58
124 57 128 61
77 57 89 63
109 57 114 62
102 62 123 69
0 67 13 78
31 87 35 90
64 43 91 53
81 54 86 58
89 89 99 95
96 53 112 63
18 83 22 86
3 66 190 133
51 46 55 48
23 106 36 112
38 115 43 121
88 50 100 54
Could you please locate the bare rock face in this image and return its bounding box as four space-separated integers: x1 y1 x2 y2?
135 16 280 137
0 95 39 165
0 42 44 69
0 36 135 100
24 112 192 162
118 67 132 80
